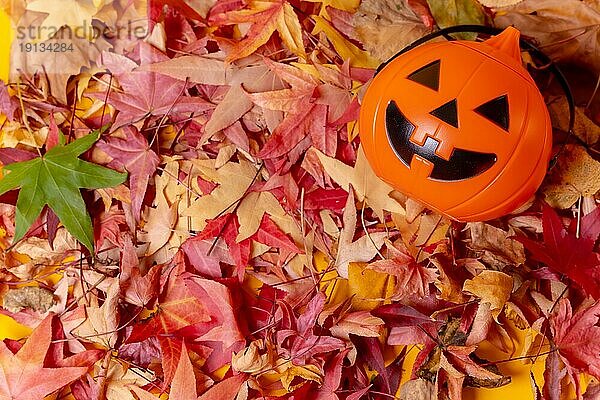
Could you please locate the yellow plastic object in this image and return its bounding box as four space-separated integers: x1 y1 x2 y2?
0 11 23 340
0 8 10 83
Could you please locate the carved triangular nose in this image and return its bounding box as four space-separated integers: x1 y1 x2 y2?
430 99 458 128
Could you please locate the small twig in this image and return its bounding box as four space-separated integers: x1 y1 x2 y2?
148 77 190 149
168 112 195 153
157 165 203 199
59 275 107 316
207 163 264 255
576 195 582 239
415 214 444 261
532 284 569 364
360 200 384 260
96 351 112 400
482 348 558 367
586 72 600 110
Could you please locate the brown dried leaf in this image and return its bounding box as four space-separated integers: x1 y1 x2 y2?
400 378 436 400
548 96 600 146
543 144 600 208
467 222 526 268
463 270 513 321
73 279 120 348
2 286 55 313
432 257 469 304
352 0 430 62
495 0 600 73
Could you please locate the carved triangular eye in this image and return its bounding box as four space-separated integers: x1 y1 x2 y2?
430 99 458 128
475 95 509 131
407 60 441 91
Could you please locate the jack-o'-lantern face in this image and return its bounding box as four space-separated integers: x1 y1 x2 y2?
359 27 553 222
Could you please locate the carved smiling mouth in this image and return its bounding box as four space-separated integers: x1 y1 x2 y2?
385 100 497 182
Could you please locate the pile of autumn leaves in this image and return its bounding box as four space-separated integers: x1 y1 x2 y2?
0 0 599 400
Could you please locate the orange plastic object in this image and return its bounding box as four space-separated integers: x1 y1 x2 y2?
359 27 552 221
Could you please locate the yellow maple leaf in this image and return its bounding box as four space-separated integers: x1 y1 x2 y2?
0 121 47 149
277 362 323 391
463 270 514 322
303 0 360 17
348 263 394 311
311 15 379 68
211 0 306 62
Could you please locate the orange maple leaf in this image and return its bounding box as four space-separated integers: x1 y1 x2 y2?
210 0 306 62
0 315 91 400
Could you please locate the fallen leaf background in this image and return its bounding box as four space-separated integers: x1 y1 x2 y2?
0 0 598 399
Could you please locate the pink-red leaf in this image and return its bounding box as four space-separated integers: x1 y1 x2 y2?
0 315 90 400
97 127 160 221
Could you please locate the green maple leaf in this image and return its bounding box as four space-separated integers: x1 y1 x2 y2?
0 131 127 252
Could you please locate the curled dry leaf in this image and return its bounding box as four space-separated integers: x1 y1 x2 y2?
2 286 55 314
467 222 526 269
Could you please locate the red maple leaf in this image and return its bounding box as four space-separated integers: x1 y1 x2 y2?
209 0 306 62
249 59 346 167
0 315 94 400
119 235 161 307
93 43 212 130
516 203 600 298
277 292 346 365
97 127 160 222
194 213 252 281
127 255 212 342
352 337 405 396
250 213 303 254
94 206 127 249
550 299 600 396
368 242 437 301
